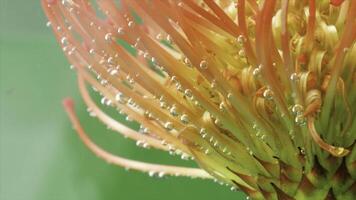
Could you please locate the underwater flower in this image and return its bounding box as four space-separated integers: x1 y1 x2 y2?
43 0 355 199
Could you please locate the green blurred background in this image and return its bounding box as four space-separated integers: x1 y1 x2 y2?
0 1 245 200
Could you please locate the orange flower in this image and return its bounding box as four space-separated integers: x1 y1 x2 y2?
43 0 356 199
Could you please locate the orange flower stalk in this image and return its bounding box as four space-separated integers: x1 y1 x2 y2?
42 0 355 199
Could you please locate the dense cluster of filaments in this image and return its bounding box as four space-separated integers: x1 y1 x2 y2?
43 0 355 199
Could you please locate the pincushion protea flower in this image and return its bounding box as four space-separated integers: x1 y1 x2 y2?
42 0 355 199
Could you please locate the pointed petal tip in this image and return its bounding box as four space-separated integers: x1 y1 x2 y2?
62 97 74 109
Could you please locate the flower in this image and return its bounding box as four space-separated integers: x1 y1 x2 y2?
43 0 355 199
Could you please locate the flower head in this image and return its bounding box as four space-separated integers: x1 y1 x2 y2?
43 0 355 199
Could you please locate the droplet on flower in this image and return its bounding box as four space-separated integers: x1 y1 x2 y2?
101 97 112 106
238 49 246 57
292 104 304 115
180 114 189 124
155 33 162 40
104 33 113 41
125 115 132 121
227 92 232 99
117 27 124 34
136 140 144 147
143 52 150 58
107 57 115 64
300 147 306 155
148 171 156 177
252 66 261 77
199 60 208 69
115 93 127 104
110 69 118 76
144 111 154 119
170 106 178 116
184 89 193 98
236 35 246 44
100 79 108 85
175 83 183 92
295 115 306 126
164 122 173 130
263 89 273 100
166 35 172 44
290 73 299 81
181 153 190 160
127 98 134 105
183 57 192 67
61 37 68 45
128 21 134 27
260 134 266 140
200 128 207 135
222 147 228 153
210 80 217 88
204 149 210 154
89 49 95 55
160 101 167 109
158 171 166 178
219 102 226 111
